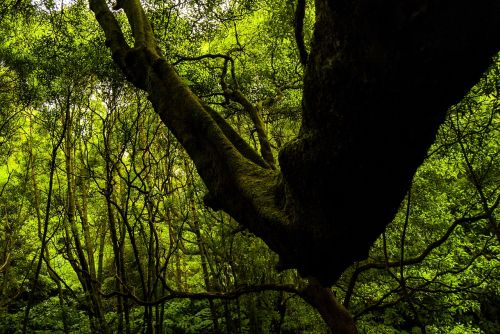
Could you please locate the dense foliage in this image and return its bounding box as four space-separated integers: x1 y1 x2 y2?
0 0 498 333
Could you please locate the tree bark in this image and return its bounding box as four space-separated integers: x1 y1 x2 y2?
90 0 500 286
277 0 500 283
300 279 357 334
89 0 500 331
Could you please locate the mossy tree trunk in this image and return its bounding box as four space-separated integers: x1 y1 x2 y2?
278 0 500 282
89 0 500 331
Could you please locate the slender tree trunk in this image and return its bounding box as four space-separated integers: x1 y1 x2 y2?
135 114 157 333
97 220 107 283
22 92 69 334
76 171 109 333
102 108 126 334
63 101 110 334
27 114 70 334
184 160 221 333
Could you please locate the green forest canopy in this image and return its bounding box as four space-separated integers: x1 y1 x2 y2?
0 0 499 333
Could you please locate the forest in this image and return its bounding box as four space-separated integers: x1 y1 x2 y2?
0 0 499 333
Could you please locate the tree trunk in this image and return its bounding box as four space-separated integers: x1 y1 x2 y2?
300 279 357 334
89 0 500 331
90 0 500 286
102 106 128 334
22 91 70 334
277 0 500 284
64 98 109 334
28 114 70 334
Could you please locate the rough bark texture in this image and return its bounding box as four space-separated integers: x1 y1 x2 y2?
90 0 500 294
278 0 500 284
300 279 357 333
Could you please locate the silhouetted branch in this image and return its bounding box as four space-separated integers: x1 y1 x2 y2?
101 283 299 306
173 53 232 66
294 0 307 66
343 213 489 308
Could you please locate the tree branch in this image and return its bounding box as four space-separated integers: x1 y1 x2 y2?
89 0 291 270
89 0 129 66
220 59 276 168
173 53 232 66
343 213 490 308
294 0 308 66
202 102 270 169
101 283 299 305
301 278 357 333
120 0 157 50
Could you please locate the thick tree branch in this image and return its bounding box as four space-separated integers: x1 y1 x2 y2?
301 278 357 333
202 102 270 169
88 0 129 66
172 53 275 168
89 0 291 269
294 0 308 66
102 278 357 333
220 59 276 168
230 89 276 168
120 0 157 50
90 0 500 292
279 0 500 284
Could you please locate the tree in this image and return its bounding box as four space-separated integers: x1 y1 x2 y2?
87 0 500 331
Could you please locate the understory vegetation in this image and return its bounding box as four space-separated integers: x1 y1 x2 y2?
0 0 499 333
